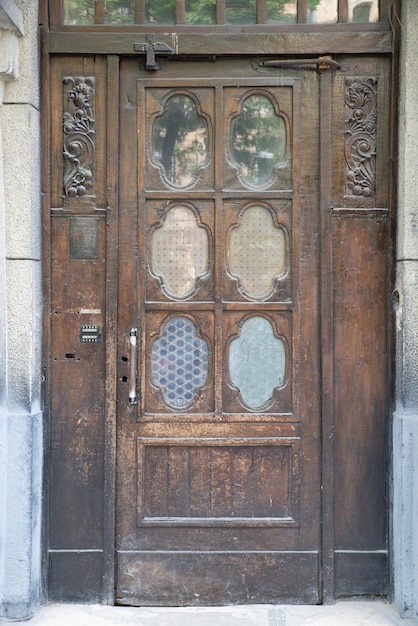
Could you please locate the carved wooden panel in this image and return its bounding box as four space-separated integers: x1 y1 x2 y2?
344 77 377 199
137 438 300 526
63 76 96 199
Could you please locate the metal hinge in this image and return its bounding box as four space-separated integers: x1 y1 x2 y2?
134 34 174 71
261 55 343 71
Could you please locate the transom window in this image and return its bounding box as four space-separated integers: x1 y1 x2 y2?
62 0 379 26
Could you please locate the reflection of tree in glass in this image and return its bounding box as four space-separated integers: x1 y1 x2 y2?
105 0 134 24
64 0 321 25
153 95 208 188
230 95 286 187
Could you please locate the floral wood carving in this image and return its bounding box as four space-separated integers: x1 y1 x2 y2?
344 77 377 198
63 77 95 198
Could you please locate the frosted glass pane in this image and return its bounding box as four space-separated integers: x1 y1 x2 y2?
229 205 285 300
152 94 209 188
152 317 208 409
152 205 209 299
230 94 286 188
308 0 338 23
229 316 285 409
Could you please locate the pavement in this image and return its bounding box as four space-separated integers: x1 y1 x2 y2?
2 602 417 626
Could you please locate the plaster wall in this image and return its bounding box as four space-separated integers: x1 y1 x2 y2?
393 0 418 619
0 0 42 620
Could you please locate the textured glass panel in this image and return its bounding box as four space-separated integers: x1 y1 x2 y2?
186 0 217 24
230 94 286 188
63 0 95 24
145 0 176 24
229 317 285 409
308 0 338 23
226 0 256 24
152 317 209 409
348 0 378 23
153 95 209 188
152 205 209 299
229 205 285 300
104 0 134 24
267 0 297 23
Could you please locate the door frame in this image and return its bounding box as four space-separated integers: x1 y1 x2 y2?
41 11 396 604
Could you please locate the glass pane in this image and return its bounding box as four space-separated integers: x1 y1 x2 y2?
186 0 217 24
145 0 176 24
226 0 256 24
230 94 286 188
229 205 286 300
151 317 209 409
267 0 297 24
348 0 378 23
152 94 209 188
308 0 338 24
151 205 209 299
229 316 285 409
105 0 134 24
63 0 95 24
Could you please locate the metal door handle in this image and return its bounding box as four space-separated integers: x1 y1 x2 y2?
129 328 138 405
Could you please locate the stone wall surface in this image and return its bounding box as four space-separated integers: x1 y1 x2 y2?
0 0 42 620
393 0 418 620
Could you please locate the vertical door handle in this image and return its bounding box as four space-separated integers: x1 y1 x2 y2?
129 328 138 405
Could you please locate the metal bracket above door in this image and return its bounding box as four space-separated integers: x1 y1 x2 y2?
134 35 174 71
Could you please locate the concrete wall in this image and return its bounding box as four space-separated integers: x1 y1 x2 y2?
0 0 42 620
393 0 418 620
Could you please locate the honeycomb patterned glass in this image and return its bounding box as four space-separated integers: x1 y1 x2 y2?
230 94 286 188
229 205 286 300
229 316 285 409
151 205 209 299
151 316 209 409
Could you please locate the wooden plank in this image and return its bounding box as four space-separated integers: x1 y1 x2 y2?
332 215 388 552
319 67 335 603
334 552 388 597
116 552 320 605
47 31 392 55
102 53 119 605
49 551 103 603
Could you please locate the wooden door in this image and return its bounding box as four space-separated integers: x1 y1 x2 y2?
116 57 321 605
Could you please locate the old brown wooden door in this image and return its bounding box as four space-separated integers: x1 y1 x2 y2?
115 56 321 605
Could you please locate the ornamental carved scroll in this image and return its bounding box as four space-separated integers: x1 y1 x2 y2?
63 77 95 198
344 77 377 198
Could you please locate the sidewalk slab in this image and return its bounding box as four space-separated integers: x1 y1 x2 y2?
1 602 416 626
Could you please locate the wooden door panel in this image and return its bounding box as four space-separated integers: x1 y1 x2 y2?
116 57 320 605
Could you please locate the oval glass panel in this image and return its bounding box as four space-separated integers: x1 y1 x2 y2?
151 317 209 409
151 205 209 299
229 316 285 409
152 94 209 188
229 205 285 300
230 94 286 188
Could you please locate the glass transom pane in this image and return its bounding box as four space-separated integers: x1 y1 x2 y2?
229 316 285 409
151 205 209 299
229 205 286 300
151 316 209 409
